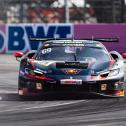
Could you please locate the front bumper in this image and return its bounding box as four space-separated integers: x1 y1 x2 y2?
18 75 125 97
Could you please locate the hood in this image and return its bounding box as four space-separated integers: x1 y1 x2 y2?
32 59 111 76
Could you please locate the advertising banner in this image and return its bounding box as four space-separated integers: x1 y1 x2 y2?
0 23 126 53
74 24 126 53
0 24 73 53
0 24 6 53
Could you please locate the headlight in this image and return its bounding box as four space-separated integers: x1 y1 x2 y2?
25 68 46 76
25 68 35 76
24 68 53 80
108 69 120 77
99 69 120 78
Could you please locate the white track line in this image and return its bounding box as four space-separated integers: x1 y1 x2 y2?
0 90 17 94
86 123 120 126
0 100 86 113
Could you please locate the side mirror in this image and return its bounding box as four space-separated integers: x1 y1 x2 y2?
14 52 24 61
121 53 126 59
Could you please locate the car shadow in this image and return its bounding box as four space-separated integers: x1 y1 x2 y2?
0 92 121 101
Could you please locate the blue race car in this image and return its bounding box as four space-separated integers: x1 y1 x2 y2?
14 38 125 98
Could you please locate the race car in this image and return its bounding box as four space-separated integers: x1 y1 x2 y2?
14 38 125 97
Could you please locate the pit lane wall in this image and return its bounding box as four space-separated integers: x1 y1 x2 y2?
0 23 126 53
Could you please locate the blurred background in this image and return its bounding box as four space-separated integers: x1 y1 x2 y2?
0 0 125 24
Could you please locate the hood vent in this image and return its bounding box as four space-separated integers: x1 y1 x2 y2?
56 62 88 69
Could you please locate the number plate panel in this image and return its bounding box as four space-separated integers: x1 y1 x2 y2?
60 79 82 85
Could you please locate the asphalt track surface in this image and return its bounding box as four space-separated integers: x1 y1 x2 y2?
0 55 126 126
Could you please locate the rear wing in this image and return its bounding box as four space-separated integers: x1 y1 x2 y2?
30 38 51 42
85 38 119 42
30 37 119 43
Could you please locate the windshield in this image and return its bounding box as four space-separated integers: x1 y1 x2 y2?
36 46 110 62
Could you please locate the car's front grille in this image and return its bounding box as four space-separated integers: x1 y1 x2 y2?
43 83 93 92
43 82 114 93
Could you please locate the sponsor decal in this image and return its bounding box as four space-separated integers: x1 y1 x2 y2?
42 48 52 54
62 69 81 74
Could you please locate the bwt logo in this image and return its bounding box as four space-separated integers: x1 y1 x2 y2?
0 24 72 53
